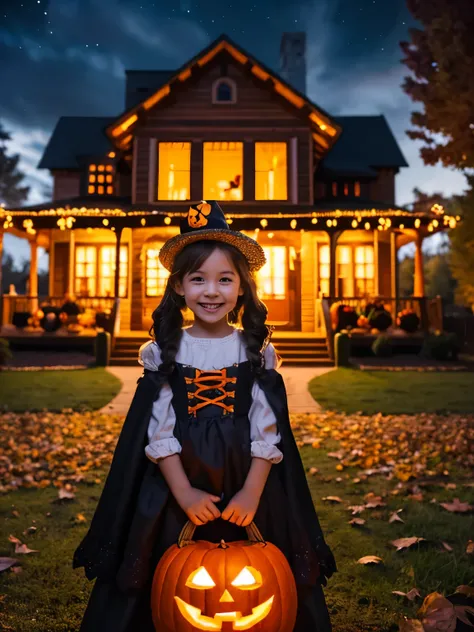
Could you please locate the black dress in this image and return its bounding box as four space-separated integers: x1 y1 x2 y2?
74 360 336 631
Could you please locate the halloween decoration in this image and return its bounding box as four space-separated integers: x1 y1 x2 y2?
151 520 297 632
368 309 393 332
158 200 266 272
397 309 420 333
188 201 212 228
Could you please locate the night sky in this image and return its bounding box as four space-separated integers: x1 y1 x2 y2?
0 0 467 270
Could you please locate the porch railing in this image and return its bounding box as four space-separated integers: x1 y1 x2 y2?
1 295 120 343
321 296 444 360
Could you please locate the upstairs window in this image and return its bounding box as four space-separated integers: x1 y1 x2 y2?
203 142 243 201
255 142 287 200
157 142 191 200
354 181 361 197
212 78 237 104
88 164 114 195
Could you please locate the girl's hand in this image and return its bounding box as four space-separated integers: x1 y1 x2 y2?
221 488 260 527
175 487 221 526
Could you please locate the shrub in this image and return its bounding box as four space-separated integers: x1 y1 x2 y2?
0 338 13 365
371 334 393 357
420 332 459 361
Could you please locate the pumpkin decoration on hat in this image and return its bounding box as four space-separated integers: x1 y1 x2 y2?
151 520 297 632
188 201 212 229
158 200 267 273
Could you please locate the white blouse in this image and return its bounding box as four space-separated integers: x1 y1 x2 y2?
138 328 283 465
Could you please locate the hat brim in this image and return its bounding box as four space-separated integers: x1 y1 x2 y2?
158 228 266 272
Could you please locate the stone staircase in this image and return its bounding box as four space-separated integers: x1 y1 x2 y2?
110 333 333 367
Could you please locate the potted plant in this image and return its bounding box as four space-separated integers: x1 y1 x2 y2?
397 308 420 333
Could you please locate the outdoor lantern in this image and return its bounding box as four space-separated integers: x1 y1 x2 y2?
151 521 297 632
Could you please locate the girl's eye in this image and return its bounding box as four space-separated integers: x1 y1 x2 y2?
190 276 203 282
220 277 233 283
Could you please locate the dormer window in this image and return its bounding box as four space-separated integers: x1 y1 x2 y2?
88 163 115 195
212 78 237 104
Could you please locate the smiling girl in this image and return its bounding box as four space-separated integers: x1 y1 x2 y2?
73 200 337 631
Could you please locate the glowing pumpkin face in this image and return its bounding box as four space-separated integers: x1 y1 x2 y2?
188 201 212 229
151 538 297 632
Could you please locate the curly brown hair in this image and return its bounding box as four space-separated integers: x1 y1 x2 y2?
149 240 270 377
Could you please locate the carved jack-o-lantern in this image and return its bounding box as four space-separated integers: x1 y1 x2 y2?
188 201 212 229
151 521 297 631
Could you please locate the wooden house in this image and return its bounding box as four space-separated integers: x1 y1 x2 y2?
0 33 457 363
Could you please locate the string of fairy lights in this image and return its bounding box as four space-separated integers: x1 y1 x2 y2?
0 202 459 236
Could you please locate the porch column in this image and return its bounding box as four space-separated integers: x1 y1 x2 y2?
328 231 341 297
373 229 379 295
0 228 4 295
0 228 4 327
114 226 123 298
414 232 425 297
390 230 398 297
29 235 38 312
68 229 75 295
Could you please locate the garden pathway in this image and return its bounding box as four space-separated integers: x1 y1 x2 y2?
99 365 334 415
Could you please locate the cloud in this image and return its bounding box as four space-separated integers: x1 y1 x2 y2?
3 118 52 204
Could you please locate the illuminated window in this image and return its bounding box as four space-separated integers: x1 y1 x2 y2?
344 183 349 196
212 78 236 103
354 246 374 296
336 245 352 296
354 181 361 197
319 245 330 296
331 182 337 196
203 142 243 201
88 163 115 195
257 246 286 300
98 246 128 297
157 142 191 200
146 244 171 297
75 246 97 296
75 245 128 297
255 143 287 200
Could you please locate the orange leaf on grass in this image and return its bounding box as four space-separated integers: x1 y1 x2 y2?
322 496 343 503
440 498 473 513
0 558 19 573
349 518 366 527
389 510 404 523
357 555 383 565
392 588 421 601
391 537 427 551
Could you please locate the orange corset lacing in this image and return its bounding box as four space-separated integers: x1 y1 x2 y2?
185 368 237 417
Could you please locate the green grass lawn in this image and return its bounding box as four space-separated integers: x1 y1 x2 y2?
0 368 122 412
0 439 472 631
309 368 474 414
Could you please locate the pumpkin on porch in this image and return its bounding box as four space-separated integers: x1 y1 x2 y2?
151 521 297 632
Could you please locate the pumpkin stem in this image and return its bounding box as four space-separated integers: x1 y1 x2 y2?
219 539 229 549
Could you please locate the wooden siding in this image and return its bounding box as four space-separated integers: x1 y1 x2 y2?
369 168 396 205
131 56 313 206
52 172 80 201
53 242 69 295
378 240 392 296
300 231 317 331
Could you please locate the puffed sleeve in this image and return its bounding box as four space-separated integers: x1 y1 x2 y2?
248 343 283 464
138 341 182 462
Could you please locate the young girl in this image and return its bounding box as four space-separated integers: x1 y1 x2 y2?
73 200 337 631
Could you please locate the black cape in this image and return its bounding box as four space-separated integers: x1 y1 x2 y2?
73 365 337 588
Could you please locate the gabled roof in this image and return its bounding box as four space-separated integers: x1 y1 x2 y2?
106 34 342 154
125 70 175 110
38 117 116 170
320 115 409 176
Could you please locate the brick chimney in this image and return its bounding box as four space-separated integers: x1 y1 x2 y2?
279 32 307 96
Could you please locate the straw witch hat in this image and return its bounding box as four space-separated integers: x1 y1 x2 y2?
158 200 266 272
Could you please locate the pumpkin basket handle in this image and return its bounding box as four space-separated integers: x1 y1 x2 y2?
178 520 266 548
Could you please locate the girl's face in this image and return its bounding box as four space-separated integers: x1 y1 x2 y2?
175 247 244 327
